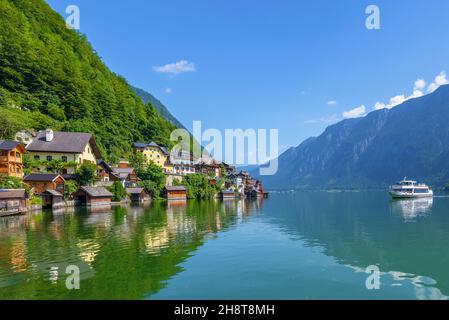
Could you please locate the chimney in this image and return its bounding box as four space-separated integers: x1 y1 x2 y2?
45 129 54 142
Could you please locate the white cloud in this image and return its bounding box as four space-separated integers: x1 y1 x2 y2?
374 102 386 110
372 71 448 111
388 95 406 108
427 71 448 93
343 105 366 119
165 88 173 94
327 100 337 106
153 60 196 74
373 95 406 110
414 78 426 91
305 114 340 124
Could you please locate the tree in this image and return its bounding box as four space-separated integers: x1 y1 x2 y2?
221 164 226 177
76 163 97 186
0 0 178 162
136 161 166 197
107 181 126 202
137 180 158 197
181 174 218 199
64 180 78 200
129 151 146 172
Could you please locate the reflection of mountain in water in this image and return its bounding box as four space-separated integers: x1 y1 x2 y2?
0 200 254 300
265 192 449 296
390 198 433 222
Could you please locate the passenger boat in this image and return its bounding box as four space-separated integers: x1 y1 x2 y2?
389 178 433 199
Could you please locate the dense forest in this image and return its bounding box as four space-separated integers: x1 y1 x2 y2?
0 0 177 162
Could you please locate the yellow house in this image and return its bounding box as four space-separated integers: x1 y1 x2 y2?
0 140 26 179
26 130 102 174
132 142 173 173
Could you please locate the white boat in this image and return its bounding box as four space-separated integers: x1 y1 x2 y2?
389 178 433 199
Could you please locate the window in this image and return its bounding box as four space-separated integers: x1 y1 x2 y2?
47 156 53 161
414 189 430 194
34 155 40 160
16 152 21 158
62 156 68 162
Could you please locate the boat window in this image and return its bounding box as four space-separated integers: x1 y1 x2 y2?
414 189 430 194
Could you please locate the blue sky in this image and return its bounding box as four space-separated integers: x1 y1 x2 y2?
46 0 449 152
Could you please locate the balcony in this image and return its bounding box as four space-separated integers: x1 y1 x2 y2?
0 156 22 164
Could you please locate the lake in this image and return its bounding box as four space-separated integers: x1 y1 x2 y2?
1 191 449 300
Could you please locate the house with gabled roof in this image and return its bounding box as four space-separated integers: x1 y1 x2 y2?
111 161 138 186
0 189 27 216
0 140 26 179
132 141 173 173
26 129 102 174
73 186 113 207
23 173 65 195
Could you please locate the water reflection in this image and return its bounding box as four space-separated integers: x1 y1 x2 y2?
0 199 256 299
390 198 433 221
264 191 449 298
3 191 449 300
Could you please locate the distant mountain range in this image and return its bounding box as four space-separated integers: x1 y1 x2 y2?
255 84 449 189
131 86 185 129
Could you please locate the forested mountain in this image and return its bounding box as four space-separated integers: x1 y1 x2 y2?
256 85 449 189
0 0 177 162
131 86 185 129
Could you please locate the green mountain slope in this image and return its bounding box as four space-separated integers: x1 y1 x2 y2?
0 0 176 162
131 86 185 129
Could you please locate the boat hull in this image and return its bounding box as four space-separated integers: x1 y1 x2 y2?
389 191 433 199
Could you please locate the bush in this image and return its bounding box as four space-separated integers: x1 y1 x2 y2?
0 177 23 189
137 180 158 198
181 174 218 199
136 161 166 197
64 180 78 200
107 181 127 202
76 163 97 186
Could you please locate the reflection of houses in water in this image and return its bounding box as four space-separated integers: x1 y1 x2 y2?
166 208 196 235
9 236 28 273
77 239 101 265
241 198 263 215
166 200 187 209
0 214 28 236
390 198 433 221
144 227 170 254
85 211 112 229
144 204 195 254
0 235 29 288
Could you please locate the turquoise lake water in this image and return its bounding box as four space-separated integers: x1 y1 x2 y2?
1 191 448 300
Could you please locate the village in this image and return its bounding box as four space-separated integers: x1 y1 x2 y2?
0 129 267 217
